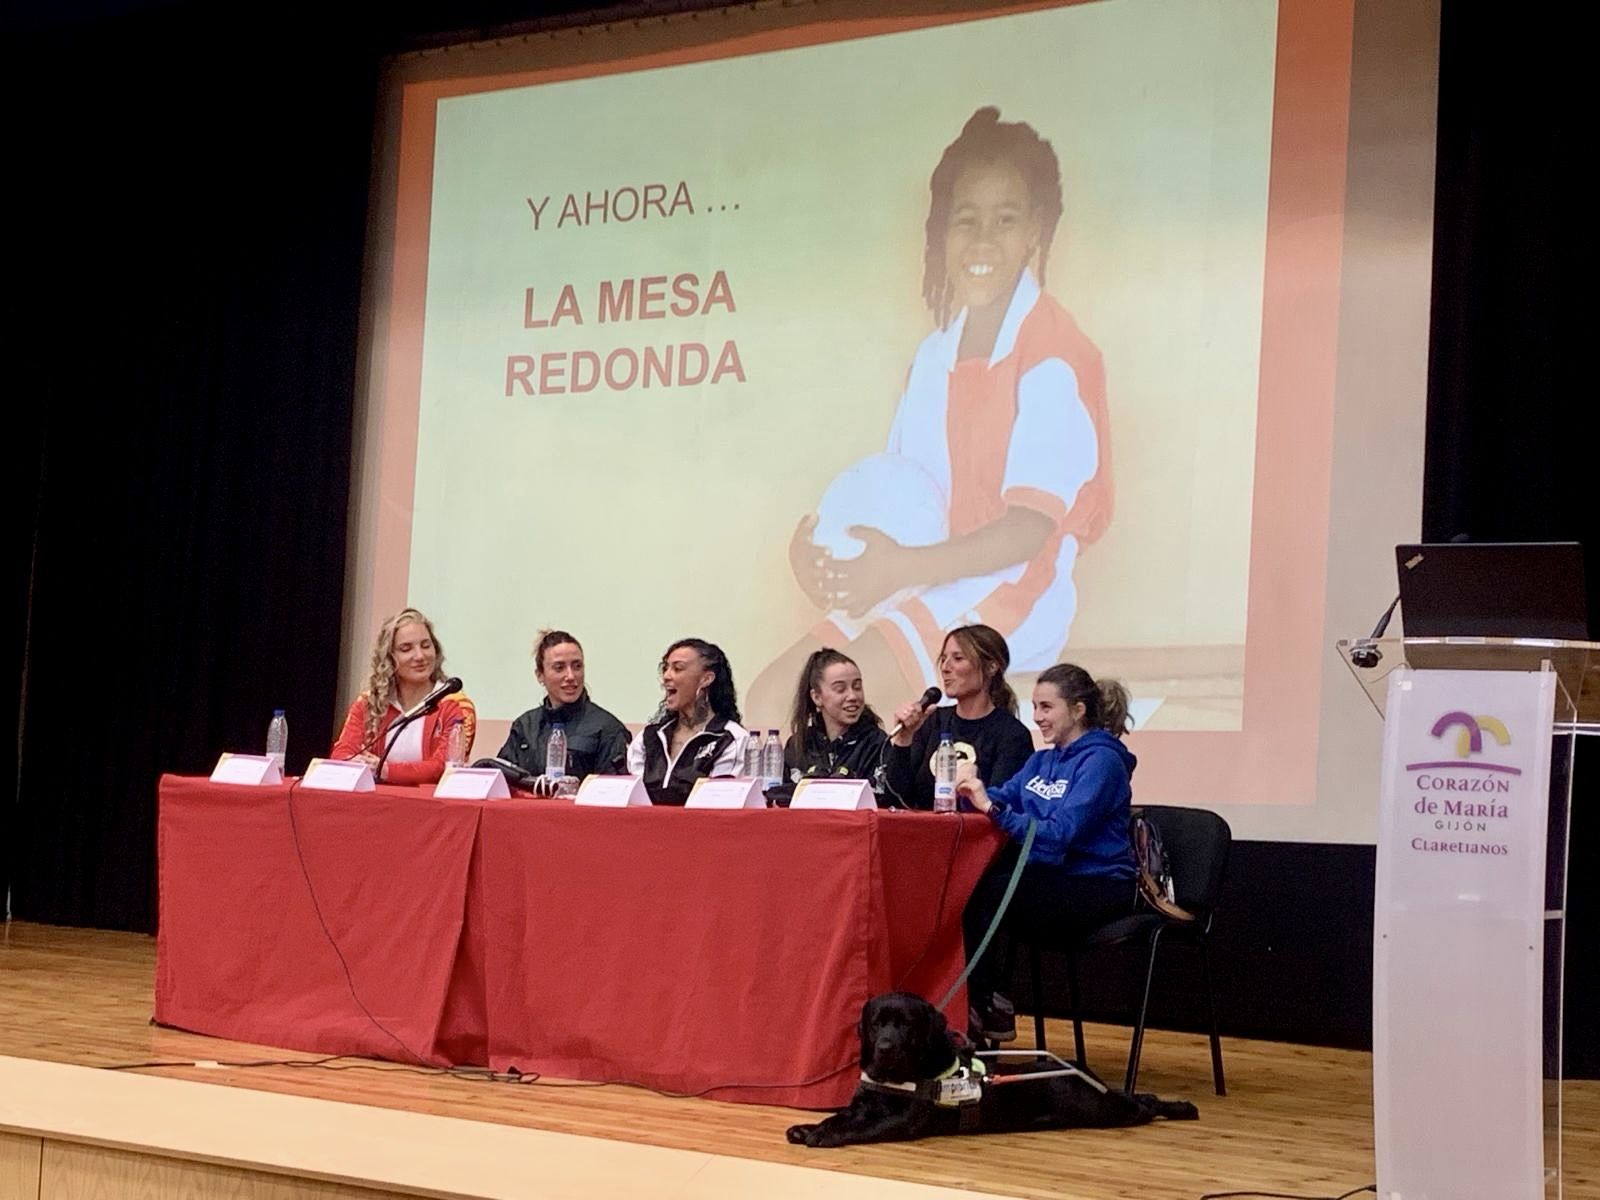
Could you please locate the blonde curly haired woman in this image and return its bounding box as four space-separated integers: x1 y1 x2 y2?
331 607 476 784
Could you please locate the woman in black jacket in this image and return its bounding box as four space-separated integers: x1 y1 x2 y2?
782 648 890 799
627 637 751 805
498 629 629 793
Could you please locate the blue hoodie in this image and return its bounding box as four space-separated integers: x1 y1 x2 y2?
985 729 1137 878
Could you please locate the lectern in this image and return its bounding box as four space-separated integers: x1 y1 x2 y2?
1339 635 1600 1199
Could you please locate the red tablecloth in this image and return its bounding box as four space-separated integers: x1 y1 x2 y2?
155 775 1003 1107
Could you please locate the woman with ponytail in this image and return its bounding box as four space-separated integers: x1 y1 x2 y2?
955 663 1138 1042
782 648 889 797
626 637 750 806
497 630 629 792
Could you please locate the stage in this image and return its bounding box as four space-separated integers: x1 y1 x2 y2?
6 922 1593 1199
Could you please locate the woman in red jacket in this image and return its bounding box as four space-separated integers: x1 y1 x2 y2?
331 607 476 784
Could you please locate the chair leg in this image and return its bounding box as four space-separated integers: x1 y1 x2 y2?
1124 926 1163 1094
1200 937 1226 1096
1067 951 1087 1069
1030 943 1047 1051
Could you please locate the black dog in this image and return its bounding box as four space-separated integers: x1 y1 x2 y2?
787 992 1198 1147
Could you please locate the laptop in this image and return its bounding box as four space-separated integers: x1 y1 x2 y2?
1395 541 1589 640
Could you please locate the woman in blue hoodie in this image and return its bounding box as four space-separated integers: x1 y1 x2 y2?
955 663 1138 1042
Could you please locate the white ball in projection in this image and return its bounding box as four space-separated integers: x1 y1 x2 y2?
812 453 949 562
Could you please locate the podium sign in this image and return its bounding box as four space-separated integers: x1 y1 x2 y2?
1375 667 1555 1199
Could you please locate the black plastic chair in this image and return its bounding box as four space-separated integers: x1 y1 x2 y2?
1021 806 1232 1095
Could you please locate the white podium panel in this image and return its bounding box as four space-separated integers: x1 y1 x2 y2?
1374 667 1555 1199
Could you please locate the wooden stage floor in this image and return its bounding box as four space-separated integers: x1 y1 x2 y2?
2 921 1596 1199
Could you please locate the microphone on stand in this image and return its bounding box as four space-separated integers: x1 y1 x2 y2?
354 677 465 756
372 677 465 780
402 676 463 719
1349 601 1399 669
889 687 944 739
1349 534 1468 669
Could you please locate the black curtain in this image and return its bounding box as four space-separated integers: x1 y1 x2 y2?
1422 2 1597 1073
4 0 1596 1072
7 10 376 928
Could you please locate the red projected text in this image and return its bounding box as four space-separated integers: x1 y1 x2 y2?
506 268 745 395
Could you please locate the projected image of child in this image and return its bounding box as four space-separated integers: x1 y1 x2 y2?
749 107 1112 717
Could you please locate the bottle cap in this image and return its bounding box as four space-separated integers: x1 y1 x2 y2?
273 709 285 717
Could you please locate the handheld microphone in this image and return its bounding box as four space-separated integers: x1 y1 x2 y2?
889 687 944 738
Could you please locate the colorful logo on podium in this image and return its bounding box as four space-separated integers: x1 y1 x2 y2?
1406 711 1521 775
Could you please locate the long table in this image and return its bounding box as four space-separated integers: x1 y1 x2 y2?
154 775 1004 1107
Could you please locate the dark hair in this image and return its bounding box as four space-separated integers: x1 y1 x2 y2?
533 628 581 675
660 637 741 724
943 624 1018 715
1036 663 1131 737
788 647 883 749
922 106 1065 327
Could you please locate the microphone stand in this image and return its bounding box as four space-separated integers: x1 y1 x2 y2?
1349 595 1400 669
371 700 441 782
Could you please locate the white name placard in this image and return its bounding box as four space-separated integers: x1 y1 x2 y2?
790 778 876 810
434 766 511 800
686 776 767 809
574 775 651 807
209 753 283 787
300 758 375 793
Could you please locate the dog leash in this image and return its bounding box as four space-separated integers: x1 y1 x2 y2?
935 817 1036 1011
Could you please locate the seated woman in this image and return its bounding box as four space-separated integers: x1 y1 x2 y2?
783 648 889 800
627 638 749 806
497 629 629 794
331 607 476 785
882 623 1034 809
955 663 1138 1042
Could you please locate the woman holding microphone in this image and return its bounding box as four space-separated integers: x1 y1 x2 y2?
882 624 1032 809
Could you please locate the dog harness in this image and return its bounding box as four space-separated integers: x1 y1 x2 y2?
859 1057 989 1131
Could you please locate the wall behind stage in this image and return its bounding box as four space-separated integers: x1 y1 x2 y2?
4 0 1595 1076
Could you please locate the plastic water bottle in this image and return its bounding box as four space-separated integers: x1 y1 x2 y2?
265 710 287 773
933 734 957 812
762 729 784 790
445 720 465 768
545 723 568 780
742 732 762 779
